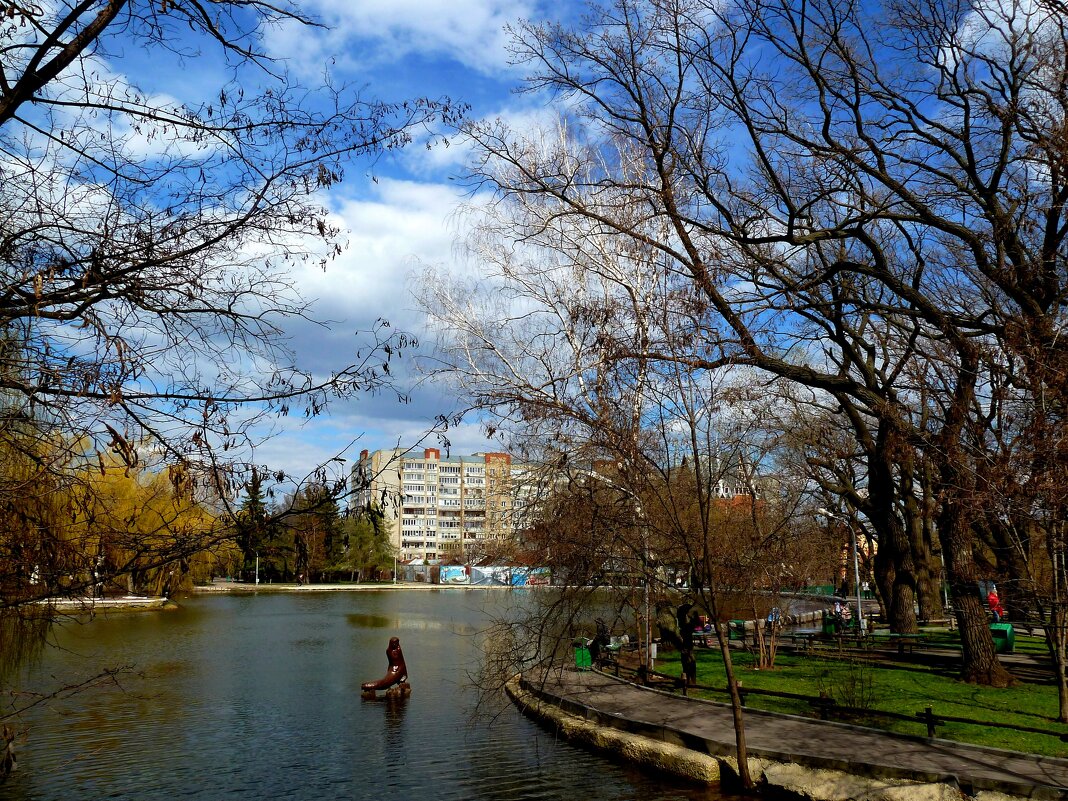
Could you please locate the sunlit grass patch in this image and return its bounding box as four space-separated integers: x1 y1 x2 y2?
654 645 1068 757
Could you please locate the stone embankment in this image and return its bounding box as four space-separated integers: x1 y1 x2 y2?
507 669 1068 801
46 595 176 611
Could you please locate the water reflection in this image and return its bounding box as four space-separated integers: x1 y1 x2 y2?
380 693 409 751
347 612 479 635
347 613 395 628
9 591 732 801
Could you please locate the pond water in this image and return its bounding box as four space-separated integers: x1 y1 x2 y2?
5 590 730 801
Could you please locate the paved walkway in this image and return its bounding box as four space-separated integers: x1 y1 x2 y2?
522 668 1068 798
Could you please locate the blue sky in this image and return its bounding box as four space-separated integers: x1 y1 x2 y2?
132 0 569 480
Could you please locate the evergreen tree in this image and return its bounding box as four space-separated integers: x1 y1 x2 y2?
236 470 270 582
338 508 394 583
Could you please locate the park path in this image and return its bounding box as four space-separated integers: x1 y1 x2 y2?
522 668 1068 798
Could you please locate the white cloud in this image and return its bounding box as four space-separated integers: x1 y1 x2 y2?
292 178 469 335
243 176 495 477
938 0 1061 72
393 95 568 181
264 0 540 78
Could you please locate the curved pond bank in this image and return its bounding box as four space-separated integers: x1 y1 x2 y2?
507 669 1068 801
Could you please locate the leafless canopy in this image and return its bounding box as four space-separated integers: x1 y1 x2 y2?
0 1 461 656
434 0 1068 690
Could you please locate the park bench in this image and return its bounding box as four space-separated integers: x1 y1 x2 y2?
867 632 927 654
778 631 819 652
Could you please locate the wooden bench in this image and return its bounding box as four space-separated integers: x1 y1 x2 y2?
779 632 819 652
867 632 927 654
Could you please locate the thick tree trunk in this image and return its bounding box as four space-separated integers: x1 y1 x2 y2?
902 457 943 621
656 603 697 685
870 433 918 633
953 590 1013 685
931 357 1015 686
889 574 918 634
911 520 944 622
940 498 1016 686
871 542 922 636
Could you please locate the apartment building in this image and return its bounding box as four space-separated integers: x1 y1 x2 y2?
353 448 530 563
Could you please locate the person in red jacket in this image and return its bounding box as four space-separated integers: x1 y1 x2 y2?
987 588 1005 623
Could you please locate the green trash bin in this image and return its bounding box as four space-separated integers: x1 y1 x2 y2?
573 638 592 670
821 611 836 636
728 620 746 641
990 623 1015 654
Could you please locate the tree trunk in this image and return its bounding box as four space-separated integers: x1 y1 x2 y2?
933 366 1015 687
953 591 1013 685
678 607 698 686
1044 544 1068 722
902 455 943 621
873 548 896 627
911 520 943 622
656 603 698 685
1054 633 1068 724
870 434 918 633
889 574 918 635
941 501 1016 686
705 593 753 790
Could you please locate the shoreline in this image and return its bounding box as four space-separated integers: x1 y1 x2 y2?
189 580 515 593
29 582 512 613
44 595 176 611
508 669 1066 801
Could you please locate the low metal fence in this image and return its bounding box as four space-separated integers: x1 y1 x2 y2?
604 664 1068 745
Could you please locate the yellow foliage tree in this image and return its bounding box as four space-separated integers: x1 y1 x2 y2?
67 455 221 597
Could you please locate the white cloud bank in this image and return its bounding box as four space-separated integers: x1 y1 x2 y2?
264 0 541 78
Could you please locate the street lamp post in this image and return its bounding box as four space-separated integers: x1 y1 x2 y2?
938 550 950 612
818 508 864 633
255 551 260 585
636 504 652 672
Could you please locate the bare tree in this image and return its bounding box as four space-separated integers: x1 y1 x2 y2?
422 194 843 786
776 390 946 631
0 0 459 722
457 0 1068 686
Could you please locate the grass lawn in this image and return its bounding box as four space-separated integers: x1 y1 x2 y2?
918 627 1050 656
654 636 1068 758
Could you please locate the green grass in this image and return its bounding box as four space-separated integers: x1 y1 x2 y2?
654 643 1068 758
916 627 1050 656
